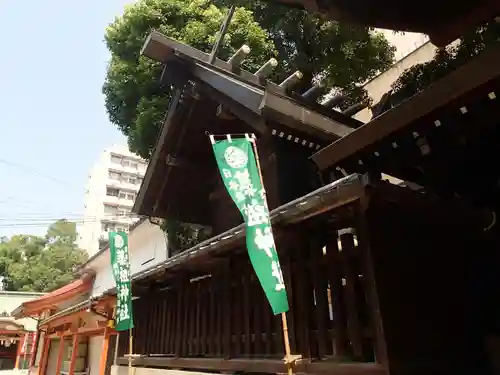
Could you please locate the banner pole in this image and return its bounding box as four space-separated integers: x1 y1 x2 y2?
248 134 294 375
128 328 133 375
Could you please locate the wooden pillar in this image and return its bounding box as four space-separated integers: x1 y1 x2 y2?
29 331 40 368
14 336 23 369
38 337 51 375
54 335 65 375
98 328 110 375
68 334 79 375
355 203 388 366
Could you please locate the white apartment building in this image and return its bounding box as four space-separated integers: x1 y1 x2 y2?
78 144 148 256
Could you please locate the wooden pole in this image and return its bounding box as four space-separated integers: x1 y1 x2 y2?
128 328 133 375
113 333 120 366
248 134 295 375
208 5 235 64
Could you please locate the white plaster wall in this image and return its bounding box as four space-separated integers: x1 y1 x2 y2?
378 30 429 61
3 291 45 331
87 220 168 299
88 336 104 375
354 41 438 123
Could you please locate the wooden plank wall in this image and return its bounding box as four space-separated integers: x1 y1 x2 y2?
118 225 381 364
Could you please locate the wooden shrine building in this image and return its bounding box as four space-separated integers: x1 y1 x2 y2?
258 0 500 47
102 28 500 375
13 278 117 375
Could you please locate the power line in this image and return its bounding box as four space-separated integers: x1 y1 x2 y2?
0 218 141 228
0 218 144 229
0 212 140 221
0 158 75 188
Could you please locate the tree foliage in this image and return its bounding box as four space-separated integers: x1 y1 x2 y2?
391 21 500 104
212 0 395 97
103 0 277 159
103 0 395 160
0 220 88 292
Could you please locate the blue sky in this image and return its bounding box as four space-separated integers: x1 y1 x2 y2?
0 0 134 238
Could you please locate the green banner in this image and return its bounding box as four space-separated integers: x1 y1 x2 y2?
211 136 289 314
109 231 134 331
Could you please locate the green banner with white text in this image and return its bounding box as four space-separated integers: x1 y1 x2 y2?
109 231 134 331
211 136 289 315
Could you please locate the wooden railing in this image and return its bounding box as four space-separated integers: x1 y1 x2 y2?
118 224 382 366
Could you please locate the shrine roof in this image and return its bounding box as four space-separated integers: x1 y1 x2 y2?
133 31 366 223
311 45 500 209
11 278 93 318
258 0 500 47
312 45 500 170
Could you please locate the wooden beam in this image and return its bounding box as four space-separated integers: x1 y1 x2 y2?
68 334 78 375
93 296 116 310
77 327 106 337
44 310 88 330
429 0 500 47
98 328 111 375
117 356 387 375
133 88 183 216
312 44 500 170
165 154 211 169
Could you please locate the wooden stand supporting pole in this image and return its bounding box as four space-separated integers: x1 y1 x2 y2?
128 329 133 375
281 312 293 375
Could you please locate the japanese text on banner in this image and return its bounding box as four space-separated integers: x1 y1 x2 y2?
211 137 288 315
109 231 134 331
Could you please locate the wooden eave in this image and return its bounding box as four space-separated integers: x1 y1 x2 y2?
259 0 500 47
15 278 93 318
141 31 360 139
311 44 500 171
0 319 26 336
39 299 92 329
132 88 220 223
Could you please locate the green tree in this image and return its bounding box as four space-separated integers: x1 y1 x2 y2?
212 0 395 97
102 0 395 160
0 220 88 292
103 0 276 159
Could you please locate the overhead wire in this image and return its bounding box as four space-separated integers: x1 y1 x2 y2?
0 158 76 188
0 156 146 233
0 216 145 229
